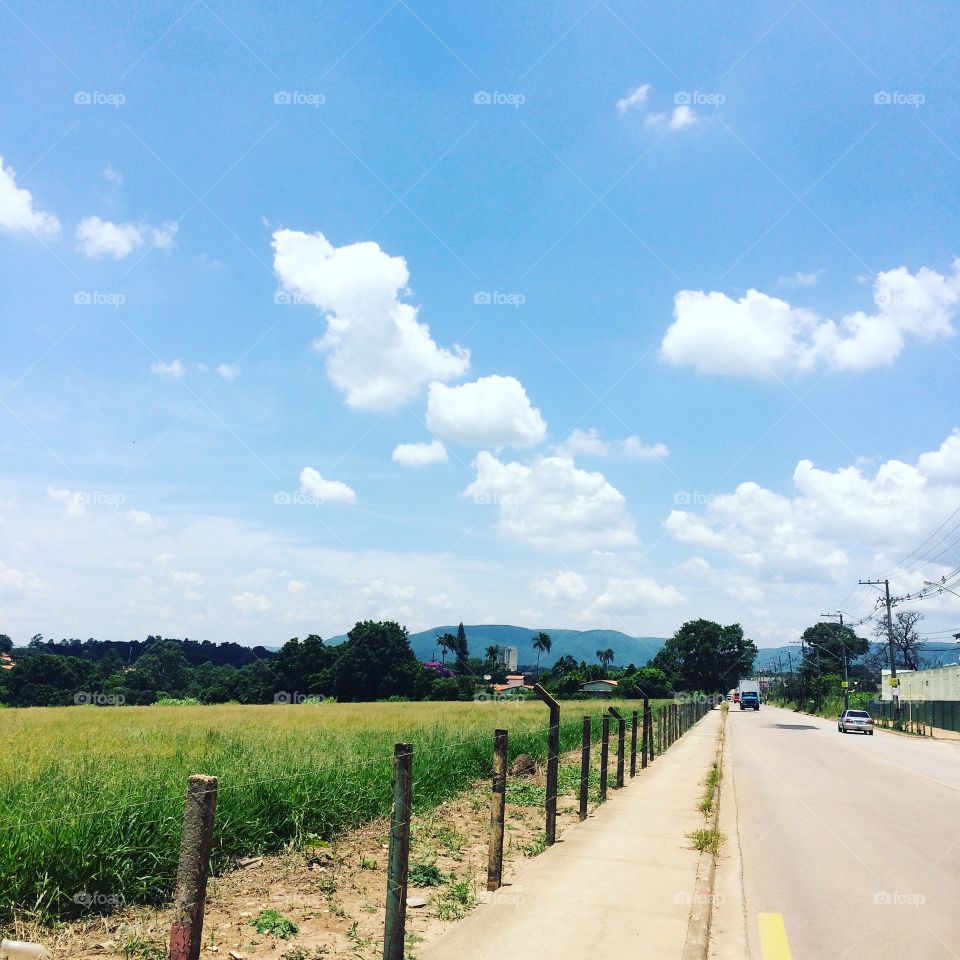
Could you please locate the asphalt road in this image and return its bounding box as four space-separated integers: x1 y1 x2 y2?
720 703 960 959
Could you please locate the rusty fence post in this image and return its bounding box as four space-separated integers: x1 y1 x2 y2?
600 714 610 802
579 716 591 821
383 743 413 960
630 710 638 778
609 707 625 789
533 684 561 845
487 729 508 892
169 774 218 960
642 697 651 768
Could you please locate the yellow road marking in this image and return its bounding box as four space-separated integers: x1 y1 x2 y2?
758 913 792 960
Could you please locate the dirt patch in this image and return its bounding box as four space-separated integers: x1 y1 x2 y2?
11 749 601 960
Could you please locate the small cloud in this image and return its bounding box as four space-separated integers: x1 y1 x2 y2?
47 487 87 519
622 436 669 459
777 269 824 288
103 165 123 185
151 359 185 379
126 509 160 532
616 83 651 114
299 466 357 506
392 440 448 467
287 579 306 594
216 363 239 380
75 216 177 259
646 105 698 131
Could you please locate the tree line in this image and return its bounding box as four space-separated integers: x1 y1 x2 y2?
0 617 758 708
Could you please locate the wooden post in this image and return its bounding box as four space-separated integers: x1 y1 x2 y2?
579 716 590 820
383 743 413 960
609 707 625 789
169 774 218 960
600 715 610 801
487 729 508 892
642 697 651 768
630 710 638 778
533 684 561 846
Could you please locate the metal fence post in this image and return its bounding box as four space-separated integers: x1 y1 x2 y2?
169 774 218 960
487 729 508 892
383 743 413 960
630 710 638 778
579 716 591 820
600 715 610 802
533 684 561 845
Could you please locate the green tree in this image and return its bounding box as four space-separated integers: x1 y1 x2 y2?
800 621 869 675
596 648 615 674
618 666 671 699
532 632 552 679
436 632 458 667
651 620 757 694
331 621 431 702
0 635 12 655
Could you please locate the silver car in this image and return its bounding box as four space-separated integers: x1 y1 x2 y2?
838 709 874 735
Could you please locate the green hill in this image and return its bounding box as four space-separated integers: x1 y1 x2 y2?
405 625 665 669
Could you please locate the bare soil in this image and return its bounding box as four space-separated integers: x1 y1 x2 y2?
10 750 598 960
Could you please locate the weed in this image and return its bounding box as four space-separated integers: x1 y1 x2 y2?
521 833 548 857
251 908 299 939
122 936 167 960
409 861 446 887
435 878 474 921
687 828 725 856
358 856 377 870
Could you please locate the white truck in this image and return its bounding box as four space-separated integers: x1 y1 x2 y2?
738 678 761 710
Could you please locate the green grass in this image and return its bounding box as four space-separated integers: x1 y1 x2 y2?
251 908 299 939
687 828 725 856
0 698 653 927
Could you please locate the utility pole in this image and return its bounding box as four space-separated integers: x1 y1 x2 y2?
860 579 898 718
821 610 849 712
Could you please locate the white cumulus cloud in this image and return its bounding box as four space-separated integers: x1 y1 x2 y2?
661 261 960 377
392 440 448 467
272 229 469 410
232 592 273 615
530 569 588 602
584 576 686 617
616 84 651 114
151 359 185 378
75 216 177 259
554 428 668 460
427 375 547 448
299 466 357 506
465 451 636 551
0 156 60 236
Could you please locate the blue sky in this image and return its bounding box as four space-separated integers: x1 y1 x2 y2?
2 0 960 650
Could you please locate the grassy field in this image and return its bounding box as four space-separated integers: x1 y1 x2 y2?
1 698 655 926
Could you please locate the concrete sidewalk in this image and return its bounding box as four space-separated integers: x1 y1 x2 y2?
423 708 722 960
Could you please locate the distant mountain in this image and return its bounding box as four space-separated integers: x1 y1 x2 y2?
753 641 959 673
404 625 665 669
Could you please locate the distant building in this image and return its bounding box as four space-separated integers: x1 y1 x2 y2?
496 645 518 672
881 666 960 702
493 673 533 695
0 653 13 671
580 679 618 697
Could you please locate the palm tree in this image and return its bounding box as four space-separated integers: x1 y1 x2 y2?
485 645 500 666
436 632 458 666
596 648 615 674
532 632 552 679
